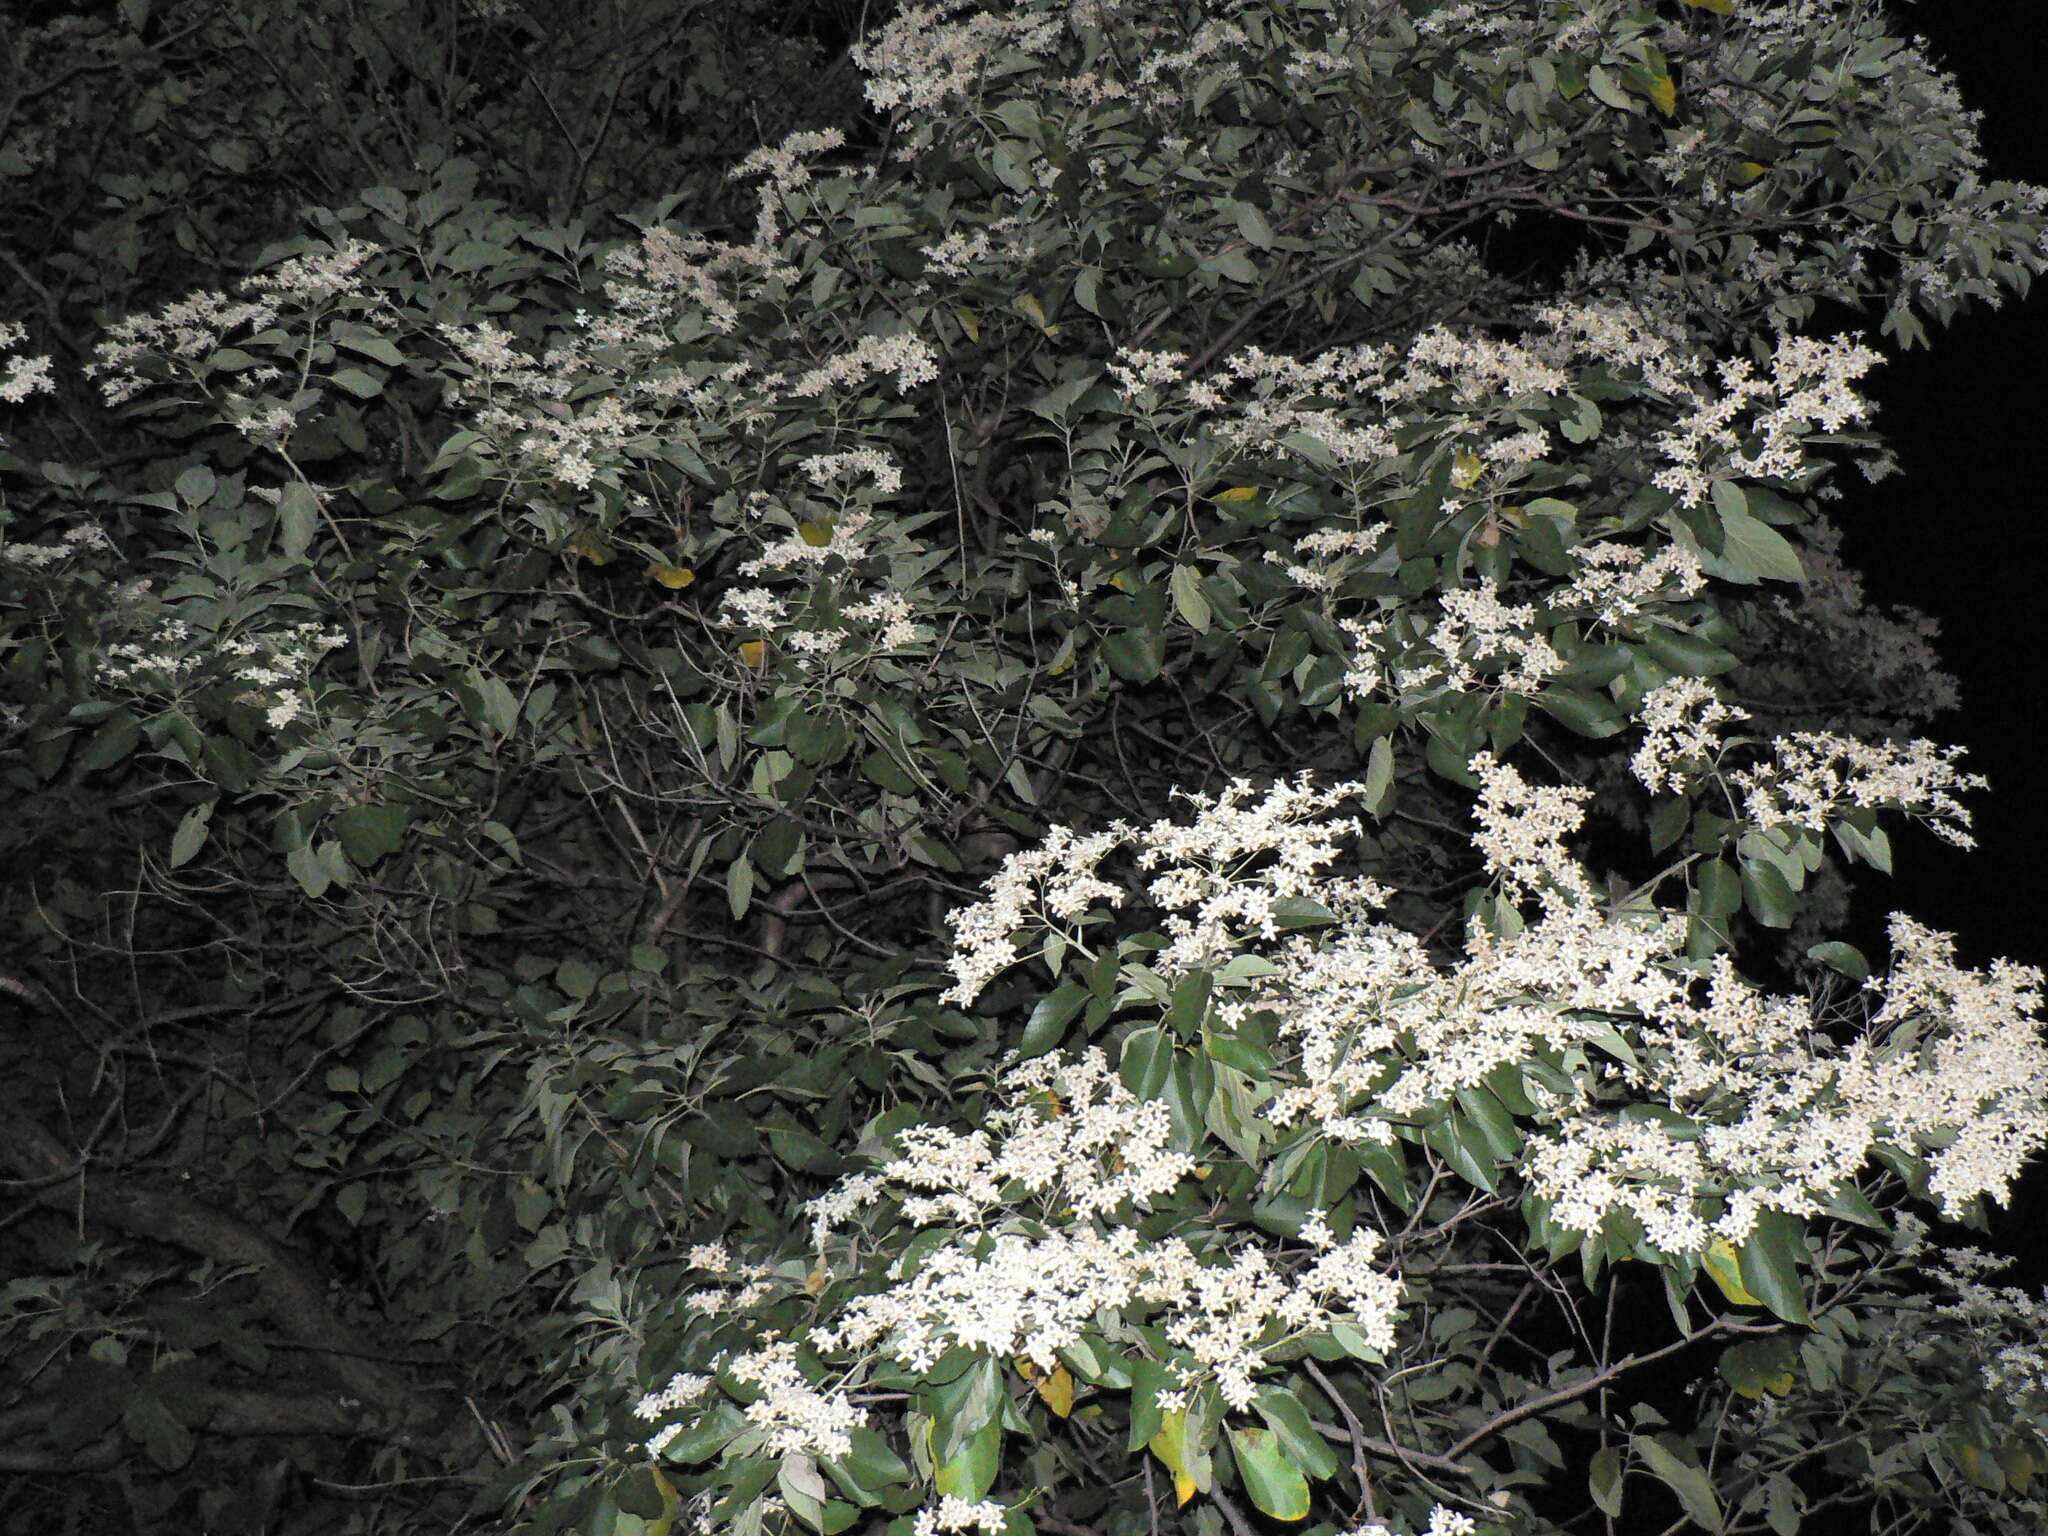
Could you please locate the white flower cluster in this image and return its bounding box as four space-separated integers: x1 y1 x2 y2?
0 319 55 405
940 821 1132 1005
1735 732 1984 849
1545 542 1706 629
727 1340 866 1459
0 520 111 569
97 615 347 730
1340 1507 1477 1536
791 332 940 398
1344 585 1564 706
913 1497 1011 1536
88 239 381 406
801 448 903 498
739 510 876 577
851 0 1068 112
808 1049 1401 1411
812 1048 1195 1247
1629 678 1985 847
1629 676 1745 794
1934 1254 2048 1413
635 1370 712 1421
711 482 933 669
1651 334 1883 507
939 766 2047 1259
732 128 847 248
921 222 1038 279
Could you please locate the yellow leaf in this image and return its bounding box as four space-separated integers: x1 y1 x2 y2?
1015 294 1050 329
1647 73 1676 117
739 640 767 668
648 563 696 589
1681 0 1733 11
1149 1408 1202 1506
1453 449 1484 488
798 519 836 547
805 1266 828 1297
1212 486 1262 503
1735 160 1769 183
565 534 612 564
1703 1239 1762 1307
1034 1364 1075 1418
955 306 981 342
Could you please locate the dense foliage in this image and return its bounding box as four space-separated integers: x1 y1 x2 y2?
3 1 2047 1534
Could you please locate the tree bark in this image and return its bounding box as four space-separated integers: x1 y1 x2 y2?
0 1090 469 1455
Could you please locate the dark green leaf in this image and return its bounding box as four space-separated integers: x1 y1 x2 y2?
1736 1209 1812 1325
1018 983 1089 1059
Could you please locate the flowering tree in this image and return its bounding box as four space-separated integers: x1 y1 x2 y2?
3 0 2048 1533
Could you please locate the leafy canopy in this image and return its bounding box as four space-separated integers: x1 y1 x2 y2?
3 1 2048 1534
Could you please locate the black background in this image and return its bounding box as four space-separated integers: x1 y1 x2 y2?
1838 0 2048 1266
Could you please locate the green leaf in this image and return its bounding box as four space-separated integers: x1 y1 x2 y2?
1642 627 1739 677
1535 687 1628 738
332 325 406 367
1696 483 1805 585
779 1452 831 1531
1702 1239 1762 1307
1763 1474 1801 1536
1170 565 1212 631
174 465 217 507
81 710 142 771
286 842 333 899
123 1391 195 1470
753 818 804 879
335 802 410 867
1589 65 1638 113
1694 858 1741 918
1019 983 1089 1059
1361 735 1394 815
1717 1335 1799 1401
1633 1435 1723 1532
1119 1026 1173 1099
278 481 320 561
1227 1426 1310 1521
329 366 386 399
1102 629 1165 683
1740 858 1798 928
933 1419 1000 1501
1127 1358 1172 1453
1736 1209 1811 1325
168 802 214 868
1146 1403 1212 1505
1253 1388 1339 1481
1589 1445 1624 1518
1804 941 1869 981
839 1426 910 1491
